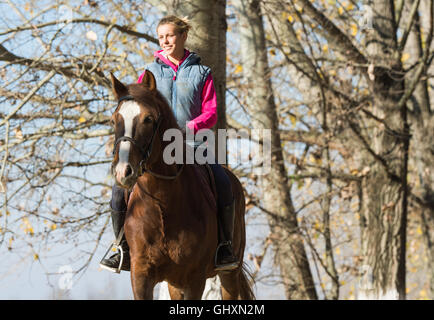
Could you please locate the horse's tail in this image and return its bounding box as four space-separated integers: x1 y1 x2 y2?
238 262 256 300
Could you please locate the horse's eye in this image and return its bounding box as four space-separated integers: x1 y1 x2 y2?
144 116 153 124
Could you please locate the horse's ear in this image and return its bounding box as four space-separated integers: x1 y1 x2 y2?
138 70 157 92
110 72 128 100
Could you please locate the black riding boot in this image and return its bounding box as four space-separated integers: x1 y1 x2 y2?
215 200 239 271
99 209 131 272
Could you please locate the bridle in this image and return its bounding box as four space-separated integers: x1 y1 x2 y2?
111 95 184 180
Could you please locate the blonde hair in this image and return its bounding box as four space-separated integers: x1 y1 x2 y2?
157 15 191 35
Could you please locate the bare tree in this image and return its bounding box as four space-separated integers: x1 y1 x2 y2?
0 0 432 299
232 0 317 299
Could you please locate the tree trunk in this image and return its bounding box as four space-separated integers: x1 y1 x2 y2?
405 0 434 299
263 2 340 299
358 0 409 300
233 0 317 299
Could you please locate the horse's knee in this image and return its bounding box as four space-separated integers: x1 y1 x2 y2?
130 269 155 300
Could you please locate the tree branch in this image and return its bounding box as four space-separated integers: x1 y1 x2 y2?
296 0 368 66
0 18 159 45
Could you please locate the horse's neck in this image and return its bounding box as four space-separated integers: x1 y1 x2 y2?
147 150 180 176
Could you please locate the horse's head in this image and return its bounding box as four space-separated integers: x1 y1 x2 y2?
110 71 164 189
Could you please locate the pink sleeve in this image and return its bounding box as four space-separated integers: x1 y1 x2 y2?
187 73 217 133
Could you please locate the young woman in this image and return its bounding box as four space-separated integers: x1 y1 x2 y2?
100 15 239 273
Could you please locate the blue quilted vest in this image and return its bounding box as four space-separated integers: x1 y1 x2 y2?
145 52 211 129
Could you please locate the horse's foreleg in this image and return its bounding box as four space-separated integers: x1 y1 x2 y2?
168 283 184 300
130 257 155 300
183 277 206 300
130 272 154 299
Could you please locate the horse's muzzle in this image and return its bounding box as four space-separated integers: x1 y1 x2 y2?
112 161 138 189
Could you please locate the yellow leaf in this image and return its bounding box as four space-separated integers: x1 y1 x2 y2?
401 53 410 63
269 49 276 56
78 116 86 123
288 15 294 23
290 115 297 126
338 7 344 15
34 254 39 261
51 224 57 231
351 24 358 36
296 29 302 41
14 128 23 139
420 289 427 299
322 44 329 53
416 226 422 235
234 65 243 74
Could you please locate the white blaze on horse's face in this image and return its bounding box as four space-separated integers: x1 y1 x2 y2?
114 101 141 182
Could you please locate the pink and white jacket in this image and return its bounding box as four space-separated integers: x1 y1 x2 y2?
137 49 217 134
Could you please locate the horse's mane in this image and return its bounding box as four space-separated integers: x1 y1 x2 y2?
126 83 180 132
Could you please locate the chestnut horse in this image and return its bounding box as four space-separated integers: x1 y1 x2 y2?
109 71 254 300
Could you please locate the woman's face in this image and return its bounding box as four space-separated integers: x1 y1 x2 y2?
157 23 187 59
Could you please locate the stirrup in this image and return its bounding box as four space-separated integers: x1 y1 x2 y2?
214 241 239 272
99 241 125 274
100 225 126 273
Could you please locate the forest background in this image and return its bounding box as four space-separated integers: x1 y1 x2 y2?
0 0 432 300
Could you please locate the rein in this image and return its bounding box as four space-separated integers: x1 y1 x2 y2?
112 95 184 180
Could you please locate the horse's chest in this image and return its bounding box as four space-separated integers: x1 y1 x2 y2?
162 229 203 262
